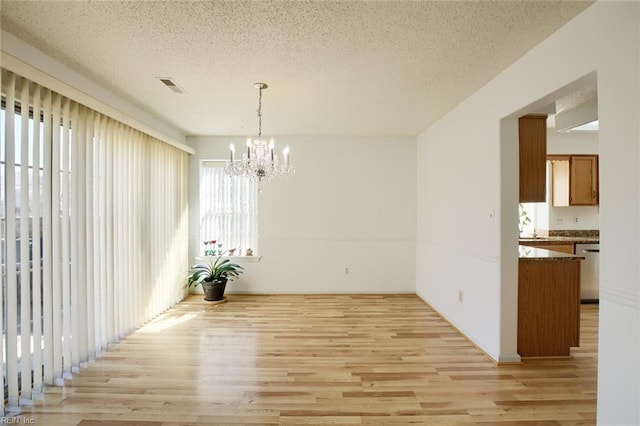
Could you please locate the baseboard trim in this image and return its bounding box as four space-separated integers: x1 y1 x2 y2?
497 354 523 364
415 294 521 365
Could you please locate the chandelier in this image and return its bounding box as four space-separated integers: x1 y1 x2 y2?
224 82 294 183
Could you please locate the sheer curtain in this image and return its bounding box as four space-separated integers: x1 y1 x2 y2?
199 161 258 256
0 68 189 414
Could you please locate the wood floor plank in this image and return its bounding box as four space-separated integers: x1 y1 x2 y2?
15 295 597 425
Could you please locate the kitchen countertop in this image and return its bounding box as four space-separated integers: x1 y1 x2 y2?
519 236 599 244
518 245 586 261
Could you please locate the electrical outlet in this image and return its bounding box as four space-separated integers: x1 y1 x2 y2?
556 217 564 224
457 290 463 303
345 267 350 275
575 217 580 223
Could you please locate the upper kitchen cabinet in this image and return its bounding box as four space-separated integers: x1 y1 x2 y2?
570 155 599 205
549 155 599 206
519 115 547 202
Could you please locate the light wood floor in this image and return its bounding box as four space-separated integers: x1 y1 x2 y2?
22 295 598 425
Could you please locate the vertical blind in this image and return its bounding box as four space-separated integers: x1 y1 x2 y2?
199 161 258 256
0 68 189 414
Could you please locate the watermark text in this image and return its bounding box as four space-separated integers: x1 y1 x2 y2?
0 417 35 424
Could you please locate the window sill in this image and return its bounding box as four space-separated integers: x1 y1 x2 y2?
201 255 262 263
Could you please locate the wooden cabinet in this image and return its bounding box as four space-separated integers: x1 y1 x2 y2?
549 155 599 206
519 115 547 203
518 258 581 357
570 155 598 205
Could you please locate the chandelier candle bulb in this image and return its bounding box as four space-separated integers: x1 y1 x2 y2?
269 138 275 161
246 138 251 159
283 146 290 166
229 144 235 162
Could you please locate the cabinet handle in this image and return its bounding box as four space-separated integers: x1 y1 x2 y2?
592 190 596 200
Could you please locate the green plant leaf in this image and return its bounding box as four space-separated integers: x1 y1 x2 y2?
185 253 245 288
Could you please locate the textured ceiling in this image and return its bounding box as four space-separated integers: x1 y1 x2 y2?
556 85 598 114
0 1 593 137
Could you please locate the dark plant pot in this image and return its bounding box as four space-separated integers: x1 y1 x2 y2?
201 279 227 302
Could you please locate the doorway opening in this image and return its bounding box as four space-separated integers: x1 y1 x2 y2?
500 70 600 364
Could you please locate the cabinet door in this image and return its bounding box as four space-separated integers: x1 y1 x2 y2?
519 115 547 202
570 155 598 205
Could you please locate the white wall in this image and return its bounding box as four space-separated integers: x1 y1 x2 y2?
547 130 598 155
416 83 507 362
416 2 639 423
547 130 599 230
188 135 417 294
548 205 599 231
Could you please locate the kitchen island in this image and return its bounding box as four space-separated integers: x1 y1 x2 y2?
518 245 585 357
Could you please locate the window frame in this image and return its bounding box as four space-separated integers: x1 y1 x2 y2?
198 159 259 258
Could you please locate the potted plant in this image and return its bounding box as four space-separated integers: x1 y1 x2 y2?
519 203 532 236
186 253 244 302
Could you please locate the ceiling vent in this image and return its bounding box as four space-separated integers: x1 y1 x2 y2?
157 77 185 94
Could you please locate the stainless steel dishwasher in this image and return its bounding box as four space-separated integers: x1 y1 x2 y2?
576 243 599 303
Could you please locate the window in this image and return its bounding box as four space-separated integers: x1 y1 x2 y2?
1 100 46 401
199 161 258 256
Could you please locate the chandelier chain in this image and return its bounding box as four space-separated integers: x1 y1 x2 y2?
257 85 263 137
